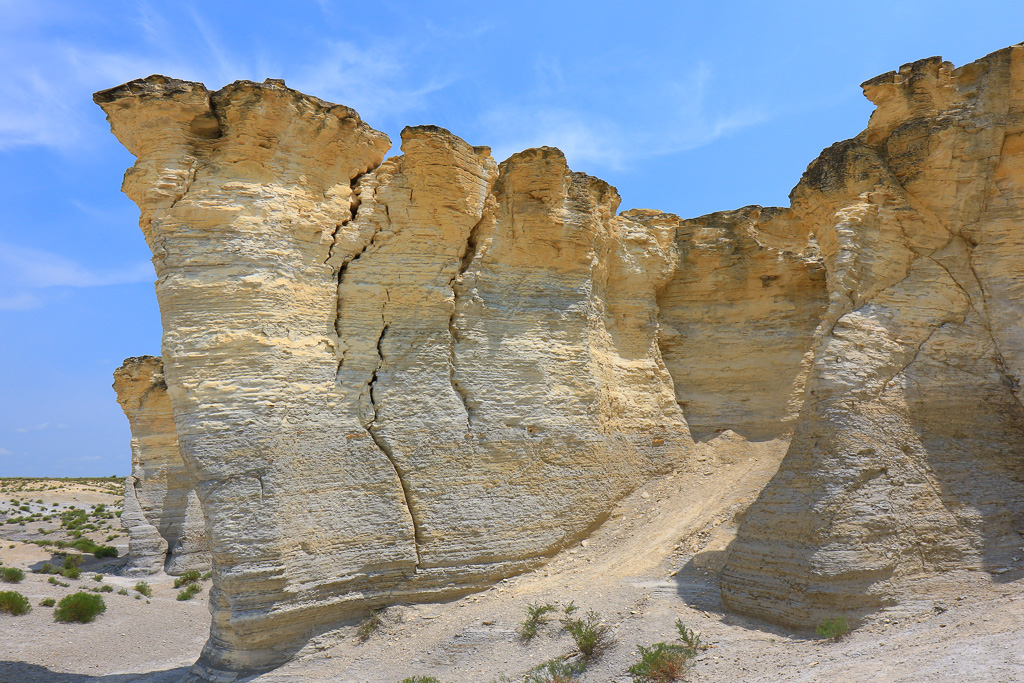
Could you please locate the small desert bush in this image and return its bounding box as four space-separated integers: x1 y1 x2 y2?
176 583 202 601
93 545 118 559
134 581 152 598
399 678 446 683
524 657 585 683
54 592 106 623
519 602 557 640
98 584 113 593
92 574 103 582
37 562 54 574
1 567 25 583
816 616 850 641
563 608 612 659
39 597 56 607
61 565 81 580
628 620 706 683
173 570 202 589
0 590 31 615
48 576 70 587
357 607 385 641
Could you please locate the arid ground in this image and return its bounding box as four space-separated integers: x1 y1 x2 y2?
1 435 1021 682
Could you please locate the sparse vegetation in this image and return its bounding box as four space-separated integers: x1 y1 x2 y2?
176 583 203 601
399 678 446 683
563 608 612 659
173 570 202 589
1 567 25 583
0 590 31 615
54 592 106 623
48 576 69 587
134 581 152 598
519 601 557 640
39 597 56 607
628 620 707 682
816 616 850 641
524 657 585 683
357 607 385 641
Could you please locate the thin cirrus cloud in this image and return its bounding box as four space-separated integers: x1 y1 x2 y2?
0 241 153 311
480 64 767 172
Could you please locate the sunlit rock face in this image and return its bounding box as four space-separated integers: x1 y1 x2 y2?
97 77 695 679
97 43 1024 681
113 355 210 577
720 46 1024 629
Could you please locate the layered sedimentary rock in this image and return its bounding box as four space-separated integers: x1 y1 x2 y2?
97 43 1024 680
113 355 210 576
630 207 828 440
721 46 1024 628
96 77 692 678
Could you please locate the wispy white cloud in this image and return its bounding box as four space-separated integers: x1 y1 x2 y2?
479 62 767 171
0 448 13 456
0 241 152 289
0 241 152 311
15 423 49 433
291 41 453 124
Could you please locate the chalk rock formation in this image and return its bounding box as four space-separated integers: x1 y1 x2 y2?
628 207 828 440
96 43 1024 680
113 355 210 576
721 46 1024 628
96 77 692 678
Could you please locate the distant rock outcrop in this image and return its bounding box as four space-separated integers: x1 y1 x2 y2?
98 44 1024 681
113 356 210 576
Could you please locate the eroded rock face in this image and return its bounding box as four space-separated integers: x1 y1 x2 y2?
721 46 1024 628
97 78 694 678
629 207 828 440
97 44 1024 680
113 356 210 576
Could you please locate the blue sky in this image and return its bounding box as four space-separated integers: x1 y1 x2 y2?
1 0 1021 476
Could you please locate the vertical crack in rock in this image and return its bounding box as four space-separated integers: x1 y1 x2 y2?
365 312 423 567
447 214 485 428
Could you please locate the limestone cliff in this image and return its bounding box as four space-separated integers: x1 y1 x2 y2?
720 46 1024 628
97 77 693 679
96 44 1024 681
113 356 210 576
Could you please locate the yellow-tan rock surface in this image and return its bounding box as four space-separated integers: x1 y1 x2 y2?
113 355 210 576
721 46 1024 629
97 78 696 679
96 44 1024 681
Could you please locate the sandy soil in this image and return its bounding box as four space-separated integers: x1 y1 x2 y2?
1 438 1021 682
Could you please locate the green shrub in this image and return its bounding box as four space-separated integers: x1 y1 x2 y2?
176 583 202 601
0 590 31 615
48 576 69 587
357 607 384 641
92 574 103 582
399 678 445 683
816 617 850 641
54 592 106 623
61 565 80 580
201 570 212 580
628 620 706 682
117 588 129 595
134 581 152 598
98 585 113 593
38 562 54 574
1 567 25 583
519 602 557 640
93 545 118 559
173 570 202 589
61 553 82 568
39 597 56 607
524 657 585 683
563 609 612 659
628 642 691 682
